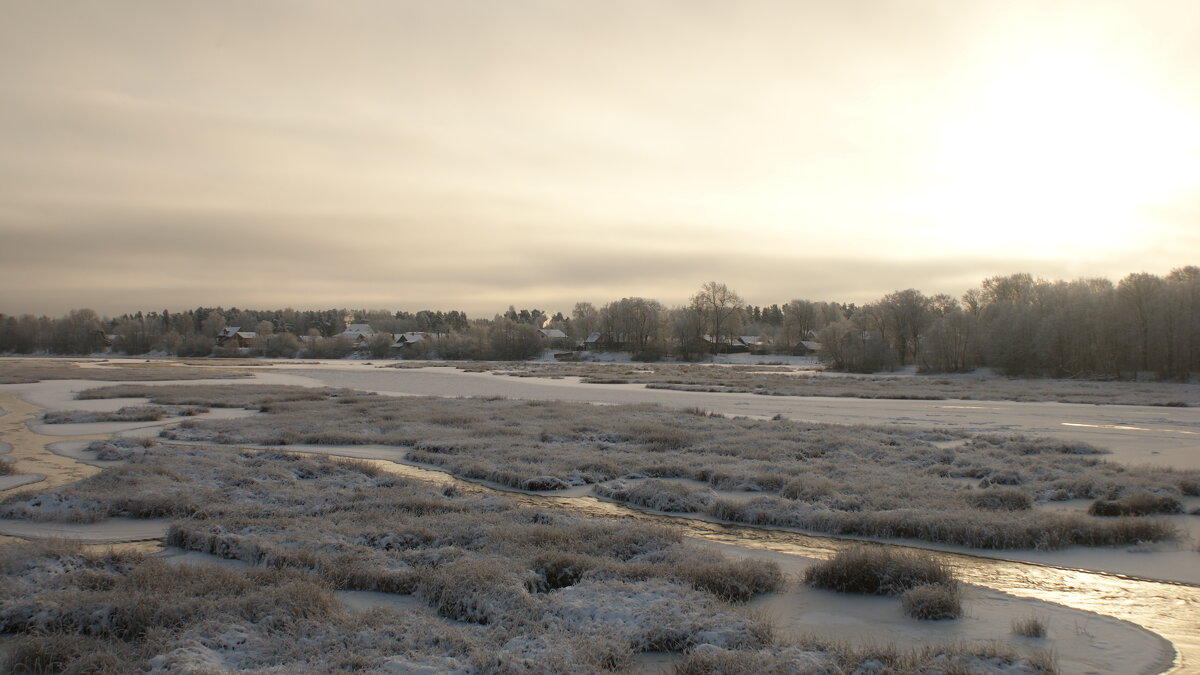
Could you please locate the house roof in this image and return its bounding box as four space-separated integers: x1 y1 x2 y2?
217 326 240 338
584 332 602 343
393 332 426 344
340 324 376 336
539 328 568 339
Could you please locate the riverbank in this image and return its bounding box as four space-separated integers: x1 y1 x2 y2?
1 361 1196 672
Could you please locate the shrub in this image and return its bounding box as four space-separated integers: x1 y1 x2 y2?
415 558 536 624
1012 615 1048 638
675 558 785 602
900 582 962 620
968 488 1033 511
780 475 837 501
1088 492 1182 517
803 546 954 595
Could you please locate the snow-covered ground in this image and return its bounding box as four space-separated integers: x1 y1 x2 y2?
0 516 170 541
1 362 1197 673
269 362 1200 471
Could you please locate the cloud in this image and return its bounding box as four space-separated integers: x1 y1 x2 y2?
2 2 1198 317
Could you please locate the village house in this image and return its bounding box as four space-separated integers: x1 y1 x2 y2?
537 328 571 350
215 327 257 348
336 323 377 348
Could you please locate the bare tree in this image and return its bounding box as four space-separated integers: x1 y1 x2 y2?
601 297 666 359
571 302 599 340
782 300 818 351
1118 272 1165 374
690 282 744 357
880 289 931 366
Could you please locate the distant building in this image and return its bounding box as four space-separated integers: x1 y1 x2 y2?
216 327 257 348
337 324 377 347
794 340 822 356
538 328 571 350
391 332 429 349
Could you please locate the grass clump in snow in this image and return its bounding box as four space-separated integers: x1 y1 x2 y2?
673 640 1058 674
1087 491 1183 517
0 540 342 674
75 383 360 408
1012 615 1048 638
1 444 782 671
804 546 955 596
901 582 963 620
153 388 1195 550
42 405 169 423
968 487 1033 511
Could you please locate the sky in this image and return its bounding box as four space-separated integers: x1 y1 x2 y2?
2 1 1199 318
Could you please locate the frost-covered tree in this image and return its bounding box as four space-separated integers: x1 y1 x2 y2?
690 281 743 357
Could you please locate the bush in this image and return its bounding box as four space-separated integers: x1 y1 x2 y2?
1088 492 1182 516
968 488 1033 511
803 547 954 596
174 334 213 357
1012 615 1047 638
900 582 961 620
675 558 785 602
262 332 301 358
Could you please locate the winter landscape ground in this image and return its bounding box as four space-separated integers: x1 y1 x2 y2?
0 357 1197 674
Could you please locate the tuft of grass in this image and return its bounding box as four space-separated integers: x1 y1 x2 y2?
804 546 954 596
673 640 1059 674
1012 615 1048 638
968 488 1033 511
42 406 166 424
1088 492 1183 516
900 582 962 620
674 558 785 603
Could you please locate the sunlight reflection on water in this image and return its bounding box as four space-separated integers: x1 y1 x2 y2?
373 459 1197 674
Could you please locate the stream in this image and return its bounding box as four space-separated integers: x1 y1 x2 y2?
368 458 1197 674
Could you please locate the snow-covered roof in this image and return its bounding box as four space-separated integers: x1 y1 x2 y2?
393 332 426 344
584 332 602 343
217 326 240 338
234 332 257 340
800 340 822 351
340 323 376 337
539 328 568 340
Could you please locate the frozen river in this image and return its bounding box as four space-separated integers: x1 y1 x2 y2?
274 363 1200 471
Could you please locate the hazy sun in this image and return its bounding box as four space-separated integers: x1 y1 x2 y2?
912 47 1199 256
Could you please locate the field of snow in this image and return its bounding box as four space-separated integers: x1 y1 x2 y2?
0 358 1197 673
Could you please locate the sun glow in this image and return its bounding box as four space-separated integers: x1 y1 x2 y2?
910 48 1200 256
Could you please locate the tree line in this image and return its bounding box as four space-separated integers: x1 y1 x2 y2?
1 268 1196 380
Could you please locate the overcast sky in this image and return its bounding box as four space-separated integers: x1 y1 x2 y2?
2 1 1198 317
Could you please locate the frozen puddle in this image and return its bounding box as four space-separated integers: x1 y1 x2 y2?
0 474 44 490
0 517 171 542
708 542 1176 675
29 406 258 437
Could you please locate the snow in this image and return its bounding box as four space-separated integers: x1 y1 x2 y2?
711 540 1176 675
0 516 171 542
0 473 44 490
264 363 1200 472
0 361 1196 674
